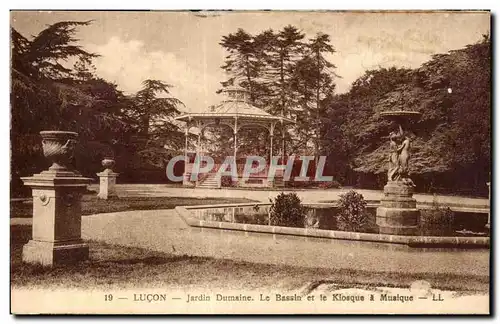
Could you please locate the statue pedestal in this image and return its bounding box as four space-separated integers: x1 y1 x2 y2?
376 181 420 235
21 170 92 266
97 169 119 199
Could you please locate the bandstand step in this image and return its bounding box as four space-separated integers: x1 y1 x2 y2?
197 174 220 188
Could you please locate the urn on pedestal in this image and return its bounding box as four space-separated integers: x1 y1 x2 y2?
97 157 119 199
21 131 92 266
39 131 80 175
101 158 115 170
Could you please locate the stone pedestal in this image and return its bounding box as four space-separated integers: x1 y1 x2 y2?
376 181 420 235
97 169 119 199
21 170 92 266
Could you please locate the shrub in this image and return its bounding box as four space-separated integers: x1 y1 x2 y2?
336 190 368 232
269 192 306 228
421 195 454 225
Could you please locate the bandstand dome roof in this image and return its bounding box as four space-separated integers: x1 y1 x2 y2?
175 85 294 124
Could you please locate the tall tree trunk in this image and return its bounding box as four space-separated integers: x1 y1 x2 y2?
245 55 253 103
315 49 321 165
280 52 285 116
142 115 150 136
280 51 286 159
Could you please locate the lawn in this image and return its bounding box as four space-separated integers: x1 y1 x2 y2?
10 232 489 293
10 193 489 294
10 195 257 218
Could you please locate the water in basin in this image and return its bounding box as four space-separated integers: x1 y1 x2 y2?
191 205 489 237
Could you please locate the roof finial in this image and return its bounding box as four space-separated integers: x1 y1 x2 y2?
223 85 249 102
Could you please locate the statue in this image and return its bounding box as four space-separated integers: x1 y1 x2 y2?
387 126 415 187
388 131 400 181
378 110 421 235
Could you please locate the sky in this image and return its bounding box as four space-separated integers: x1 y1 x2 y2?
11 10 490 113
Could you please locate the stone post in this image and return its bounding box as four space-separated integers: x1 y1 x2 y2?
22 131 91 266
486 182 491 230
97 158 119 200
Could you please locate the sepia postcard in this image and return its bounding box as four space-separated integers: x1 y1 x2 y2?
10 10 491 315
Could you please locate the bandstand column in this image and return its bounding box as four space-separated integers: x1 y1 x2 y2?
196 126 203 187
233 117 238 161
269 122 275 163
184 126 188 162
281 120 285 162
182 126 191 186
197 133 201 155
269 135 274 162
195 120 203 157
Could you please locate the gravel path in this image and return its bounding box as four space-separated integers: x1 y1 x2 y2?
88 184 489 207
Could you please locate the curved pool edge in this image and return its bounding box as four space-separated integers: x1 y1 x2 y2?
175 206 490 249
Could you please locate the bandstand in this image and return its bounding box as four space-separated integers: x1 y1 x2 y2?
175 86 295 188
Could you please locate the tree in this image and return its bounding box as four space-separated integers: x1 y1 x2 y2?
267 26 305 117
130 80 182 135
218 28 285 159
12 21 98 80
321 35 491 194
11 21 130 189
11 20 191 190
73 56 96 82
219 29 268 104
11 21 116 135
124 79 185 168
218 26 342 160
295 33 337 162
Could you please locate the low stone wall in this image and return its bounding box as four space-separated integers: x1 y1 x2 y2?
175 204 490 248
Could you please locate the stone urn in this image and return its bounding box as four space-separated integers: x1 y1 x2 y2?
22 130 91 266
40 131 78 171
97 157 119 200
102 158 115 170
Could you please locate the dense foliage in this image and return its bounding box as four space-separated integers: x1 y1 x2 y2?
11 21 184 195
218 26 337 158
269 192 306 227
219 26 490 195
220 175 235 187
321 35 491 194
10 20 490 197
336 190 368 232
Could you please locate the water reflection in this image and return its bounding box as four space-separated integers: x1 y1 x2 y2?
192 205 489 237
